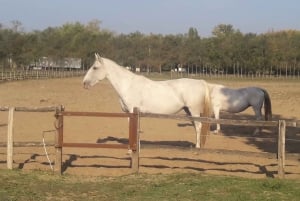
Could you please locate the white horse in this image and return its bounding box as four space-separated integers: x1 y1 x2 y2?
83 53 211 148
208 83 272 134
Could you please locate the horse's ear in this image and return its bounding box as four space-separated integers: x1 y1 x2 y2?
95 53 99 60
95 53 104 64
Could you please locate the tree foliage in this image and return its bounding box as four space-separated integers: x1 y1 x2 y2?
1 21 300 75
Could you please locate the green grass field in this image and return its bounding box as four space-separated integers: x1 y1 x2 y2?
1 170 300 201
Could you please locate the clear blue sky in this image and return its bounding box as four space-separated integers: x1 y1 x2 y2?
1 0 300 36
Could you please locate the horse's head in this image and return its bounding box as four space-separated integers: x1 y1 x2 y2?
83 53 107 89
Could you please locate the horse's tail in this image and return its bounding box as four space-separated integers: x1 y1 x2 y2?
200 81 211 148
261 88 272 121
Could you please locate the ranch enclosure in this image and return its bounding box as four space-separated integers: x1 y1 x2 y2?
0 76 299 178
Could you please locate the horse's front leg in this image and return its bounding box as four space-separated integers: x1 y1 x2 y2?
194 121 202 148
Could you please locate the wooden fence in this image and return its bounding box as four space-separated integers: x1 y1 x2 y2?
139 112 300 179
1 106 299 178
54 107 140 174
0 106 62 170
51 109 299 178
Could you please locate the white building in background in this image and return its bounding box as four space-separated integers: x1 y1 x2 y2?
30 57 82 70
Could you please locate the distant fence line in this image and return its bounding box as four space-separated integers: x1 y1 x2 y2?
0 69 87 81
168 71 300 80
1 69 300 82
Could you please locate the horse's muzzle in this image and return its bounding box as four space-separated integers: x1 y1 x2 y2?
83 82 90 89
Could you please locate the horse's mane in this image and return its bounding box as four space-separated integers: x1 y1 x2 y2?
103 58 126 70
103 58 133 74
103 57 151 82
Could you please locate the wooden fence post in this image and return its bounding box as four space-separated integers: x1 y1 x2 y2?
7 107 15 169
130 107 139 173
278 120 286 179
54 106 64 174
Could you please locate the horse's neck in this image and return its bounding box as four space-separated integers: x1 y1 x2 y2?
104 59 141 96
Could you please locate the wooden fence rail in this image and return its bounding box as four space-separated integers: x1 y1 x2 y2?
54 108 140 174
0 106 61 112
1 106 63 170
140 113 300 128
1 106 299 178
139 112 300 179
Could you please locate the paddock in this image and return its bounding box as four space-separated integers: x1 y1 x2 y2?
0 77 299 178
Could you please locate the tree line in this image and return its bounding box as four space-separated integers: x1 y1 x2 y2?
1 20 300 76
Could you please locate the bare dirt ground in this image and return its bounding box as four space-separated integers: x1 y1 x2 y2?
0 77 299 179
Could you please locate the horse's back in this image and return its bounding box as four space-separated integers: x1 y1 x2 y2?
166 78 208 97
127 78 208 114
209 84 227 107
240 87 265 102
166 78 209 109
210 85 265 113
167 78 207 89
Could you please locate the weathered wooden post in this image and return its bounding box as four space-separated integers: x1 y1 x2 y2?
54 106 64 174
129 107 139 173
7 107 15 169
278 120 286 179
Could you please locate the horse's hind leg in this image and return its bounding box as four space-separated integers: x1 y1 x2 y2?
253 106 263 135
183 107 202 148
213 107 221 134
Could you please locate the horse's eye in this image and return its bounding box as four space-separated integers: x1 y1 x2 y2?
93 66 98 70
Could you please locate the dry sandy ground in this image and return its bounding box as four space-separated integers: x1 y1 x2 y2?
0 76 299 179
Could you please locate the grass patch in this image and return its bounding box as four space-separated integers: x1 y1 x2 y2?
1 170 300 201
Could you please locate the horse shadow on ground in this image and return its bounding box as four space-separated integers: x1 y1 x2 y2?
96 111 300 155
11 112 299 176
211 112 300 154
97 136 194 148
94 134 299 178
